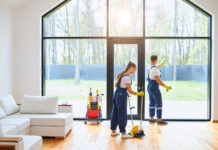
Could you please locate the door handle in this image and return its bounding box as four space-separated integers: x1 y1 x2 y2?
138 86 144 91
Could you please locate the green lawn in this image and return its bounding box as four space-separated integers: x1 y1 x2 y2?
45 79 208 101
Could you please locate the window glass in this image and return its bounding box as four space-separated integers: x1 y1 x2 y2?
109 0 143 36
145 39 209 119
44 0 107 37
145 0 209 37
44 39 107 118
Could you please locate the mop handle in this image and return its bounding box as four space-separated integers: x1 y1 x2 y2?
140 86 144 130
128 94 134 127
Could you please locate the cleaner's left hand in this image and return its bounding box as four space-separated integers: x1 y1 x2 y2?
159 59 167 67
136 91 144 96
164 85 172 92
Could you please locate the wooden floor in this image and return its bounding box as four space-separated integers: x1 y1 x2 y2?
42 121 218 150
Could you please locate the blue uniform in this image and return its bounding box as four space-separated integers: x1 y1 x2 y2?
147 66 162 118
110 75 129 133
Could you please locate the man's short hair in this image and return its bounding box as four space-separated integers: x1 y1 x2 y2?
151 55 158 62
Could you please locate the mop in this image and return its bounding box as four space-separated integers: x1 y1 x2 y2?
133 93 145 137
128 93 145 138
128 94 139 136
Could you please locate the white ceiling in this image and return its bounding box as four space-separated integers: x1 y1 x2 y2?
0 0 31 8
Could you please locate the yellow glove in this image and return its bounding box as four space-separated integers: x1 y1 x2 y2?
159 59 167 67
136 91 144 96
164 85 172 92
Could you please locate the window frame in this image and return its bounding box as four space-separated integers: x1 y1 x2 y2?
41 0 212 121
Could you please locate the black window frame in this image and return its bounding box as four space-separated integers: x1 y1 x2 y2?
41 0 212 121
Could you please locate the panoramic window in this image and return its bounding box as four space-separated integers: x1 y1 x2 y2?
42 0 211 120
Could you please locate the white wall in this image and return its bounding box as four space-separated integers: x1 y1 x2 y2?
11 0 218 120
12 0 64 103
0 4 13 96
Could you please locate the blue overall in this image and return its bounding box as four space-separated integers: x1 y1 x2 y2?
147 66 162 118
110 75 129 133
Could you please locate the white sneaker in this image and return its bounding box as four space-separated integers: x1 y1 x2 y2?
121 134 133 139
111 132 120 136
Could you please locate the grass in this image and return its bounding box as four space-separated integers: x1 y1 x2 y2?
45 79 208 101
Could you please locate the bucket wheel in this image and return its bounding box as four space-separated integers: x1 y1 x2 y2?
84 113 88 124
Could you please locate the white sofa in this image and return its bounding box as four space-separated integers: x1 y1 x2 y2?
0 115 42 150
7 112 73 137
0 95 73 150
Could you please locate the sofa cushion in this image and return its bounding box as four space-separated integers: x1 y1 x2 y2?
31 122 72 137
1 118 30 133
0 95 19 115
9 112 73 126
22 135 42 150
1 124 17 135
0 124 3 136
0 107 6 119
20 95 58 114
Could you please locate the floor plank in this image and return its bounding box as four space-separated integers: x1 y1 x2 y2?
42 121 218 150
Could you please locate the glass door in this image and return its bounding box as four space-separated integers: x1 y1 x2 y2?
107 39 145 119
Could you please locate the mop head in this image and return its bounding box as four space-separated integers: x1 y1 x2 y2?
133 130 145 138
130 125 139 136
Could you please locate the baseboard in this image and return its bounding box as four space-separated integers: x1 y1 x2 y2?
212 120 218 123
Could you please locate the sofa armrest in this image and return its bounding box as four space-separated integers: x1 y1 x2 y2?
0 145 15 150
58 104 73 113
0 137 23 143
0 137 23 150
17 103 73 113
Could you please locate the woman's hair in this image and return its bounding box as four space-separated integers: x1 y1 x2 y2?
116 61 136 82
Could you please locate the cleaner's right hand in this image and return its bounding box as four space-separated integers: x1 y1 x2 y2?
164 85 172 92
159 59 167 67
136 91 144 96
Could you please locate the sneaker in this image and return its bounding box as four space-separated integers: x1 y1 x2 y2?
157 120 168 125
121 134 133 139
149 119 157 123
111 132 120 136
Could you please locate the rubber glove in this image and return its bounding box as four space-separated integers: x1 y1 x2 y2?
159 59 167 67
136 91 144 96
164 85 172 92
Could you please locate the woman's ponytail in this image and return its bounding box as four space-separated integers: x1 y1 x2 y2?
116 61 136 82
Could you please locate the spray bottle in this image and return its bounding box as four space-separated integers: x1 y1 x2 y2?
96 90 100 110
88 88 92 110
